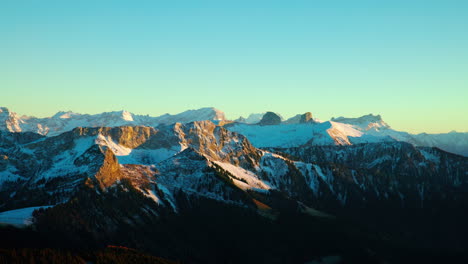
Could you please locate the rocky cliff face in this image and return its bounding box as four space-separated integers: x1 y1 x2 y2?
73 126 158 149
93 148 122 190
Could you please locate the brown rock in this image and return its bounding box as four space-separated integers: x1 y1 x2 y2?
300 112 314 123
94 148 122 190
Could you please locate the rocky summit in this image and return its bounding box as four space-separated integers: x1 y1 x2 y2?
300 112 314 123
258 111 282 126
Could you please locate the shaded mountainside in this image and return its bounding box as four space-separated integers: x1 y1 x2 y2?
1 121 468 263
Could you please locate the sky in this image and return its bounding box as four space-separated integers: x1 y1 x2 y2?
1 0 467 133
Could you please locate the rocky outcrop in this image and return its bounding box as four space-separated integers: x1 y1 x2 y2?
94 148 123 190
173 121 262 170
258 112 282 126
72 126 158 149
284 112 315 124
299 112 314 123
234 116 246 123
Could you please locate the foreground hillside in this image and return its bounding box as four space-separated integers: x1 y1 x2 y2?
0 241 177 264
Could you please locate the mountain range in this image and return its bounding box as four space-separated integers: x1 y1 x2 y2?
1 106 468 263
1 107 467 156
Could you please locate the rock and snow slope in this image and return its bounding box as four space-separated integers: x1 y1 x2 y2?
227 113 468 157
0 206 53 226
1 120 466 217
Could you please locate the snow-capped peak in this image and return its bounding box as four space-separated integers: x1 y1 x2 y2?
331 114 389 131
199 107 225 121
52 111 80 119
244 113 266 124
97 110 135 122
156 107 226 124
121 110 134 121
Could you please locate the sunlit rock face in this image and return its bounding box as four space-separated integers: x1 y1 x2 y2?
300 112 314 123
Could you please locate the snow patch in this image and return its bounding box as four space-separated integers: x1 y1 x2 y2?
95 134 132 155
294 162 320 195
143 188 160 204
419 149 440 164
0 205 53 226
212 161 271 191
121 111 134 121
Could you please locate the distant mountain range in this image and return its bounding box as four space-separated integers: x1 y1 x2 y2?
1 107 466 156
0 107 225 136
1 106 468 263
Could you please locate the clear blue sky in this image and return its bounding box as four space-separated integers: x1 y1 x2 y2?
1 0 467 133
